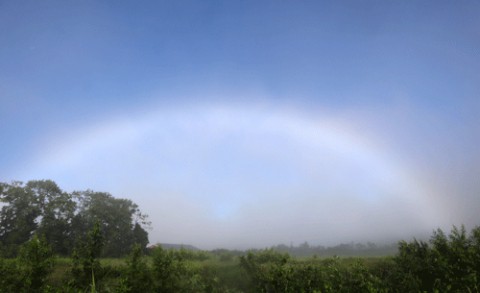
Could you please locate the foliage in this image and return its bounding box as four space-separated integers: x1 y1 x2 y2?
0 180 150 257
27 180 77 256
1 225 480 292
239 250 386 292
17 235 55 291
69 221 104 291
73 190 150 257
0 256 22 291
2 179 480 293
389 225 480 292
270 241 398 258
0 181 42 256
151 245 188 292
118 244 153 292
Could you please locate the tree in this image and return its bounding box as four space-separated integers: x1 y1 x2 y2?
27 180 76 255
73 190 150 256
0 181 42 256
132 223 149 251
0 180 150 257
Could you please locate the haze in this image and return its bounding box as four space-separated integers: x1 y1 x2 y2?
1 1 479 249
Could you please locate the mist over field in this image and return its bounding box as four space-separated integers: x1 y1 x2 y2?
1 1 479 250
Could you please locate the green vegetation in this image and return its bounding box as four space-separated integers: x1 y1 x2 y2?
2 180 480 291
0 180 149 257
268 241 398 258
0 225 480 292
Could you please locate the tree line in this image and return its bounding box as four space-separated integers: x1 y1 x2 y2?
0 180 149 257
267 241 398 258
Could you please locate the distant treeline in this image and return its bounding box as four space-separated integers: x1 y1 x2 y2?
268 241 398 258
151 242 398 259
202 242 398 260
0 180 149 257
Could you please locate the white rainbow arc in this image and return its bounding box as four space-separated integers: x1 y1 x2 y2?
22 102 445 246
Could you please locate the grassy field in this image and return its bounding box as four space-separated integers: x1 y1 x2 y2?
3 226 479 292
42 253 393 292
0 254 402 292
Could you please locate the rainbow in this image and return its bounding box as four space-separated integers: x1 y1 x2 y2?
19 102 448 247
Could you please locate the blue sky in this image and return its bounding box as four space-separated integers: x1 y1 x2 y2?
1 0 479 249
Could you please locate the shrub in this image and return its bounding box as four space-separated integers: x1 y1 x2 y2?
152 245 187 292
118 244 153 292
17 235 55 291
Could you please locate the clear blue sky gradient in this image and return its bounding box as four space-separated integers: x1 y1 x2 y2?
1 0 479 248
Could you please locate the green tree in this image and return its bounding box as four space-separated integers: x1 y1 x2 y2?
0 180 150 257
0 181 41 256
27 180 76 255
0 180 78 256
132 222 149 252
73 191 150 257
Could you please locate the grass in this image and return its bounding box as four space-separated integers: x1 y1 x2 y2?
33 253 394 292
52 254 391 269
2 252 397 292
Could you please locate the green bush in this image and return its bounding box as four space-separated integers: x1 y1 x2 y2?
152 245 188 292
1 224 480 292
389 225 480 292
17 235 55 292
68 221 104 291
118 244 153 292
0 257 22 292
